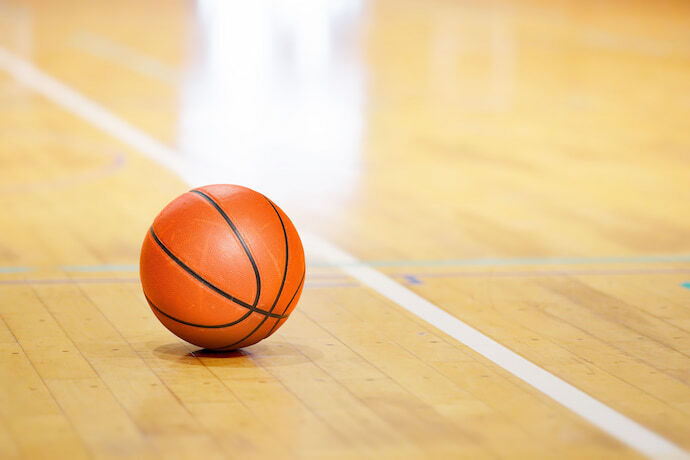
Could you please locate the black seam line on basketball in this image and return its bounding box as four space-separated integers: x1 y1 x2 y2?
265 269 305 337
215 198 290 350
148 227 285 319
215 272 303 350
216 198 289 349
145 294 271 328
189 189 261 308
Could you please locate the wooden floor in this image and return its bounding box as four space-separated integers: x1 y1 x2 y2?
1 0 689 458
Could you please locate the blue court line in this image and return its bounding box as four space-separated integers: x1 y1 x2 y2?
682 282 690 290
310 253 690 268
0 267 30 273
403 274 423 285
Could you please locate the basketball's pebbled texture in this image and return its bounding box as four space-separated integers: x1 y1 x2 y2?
140 184 305 350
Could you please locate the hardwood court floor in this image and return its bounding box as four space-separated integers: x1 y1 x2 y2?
0 0 689 458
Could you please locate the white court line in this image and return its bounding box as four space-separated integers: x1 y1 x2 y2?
71 32 180 85
0 46 687 460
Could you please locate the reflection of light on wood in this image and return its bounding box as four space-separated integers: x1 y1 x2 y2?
429 6 514 113
70 33 180 86
178 0 366 215
489 8 514 112
0 1 32 59
0 133 126 194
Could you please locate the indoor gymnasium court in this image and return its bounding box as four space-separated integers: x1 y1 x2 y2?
1 0 689 458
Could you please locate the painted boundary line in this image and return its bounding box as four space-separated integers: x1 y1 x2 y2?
305 237 689 460
0 47 686 459
314 253 690 267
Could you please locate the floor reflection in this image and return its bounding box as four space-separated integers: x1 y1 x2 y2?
178 0 366 215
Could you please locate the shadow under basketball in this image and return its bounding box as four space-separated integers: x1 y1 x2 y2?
191 348 247 359
152 340 322 367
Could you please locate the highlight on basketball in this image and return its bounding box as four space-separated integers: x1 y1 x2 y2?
0 1 688 459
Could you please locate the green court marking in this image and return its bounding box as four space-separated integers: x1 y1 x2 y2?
22 253 690 273
61 264 138 272
0 267 30 273
682 282 690 290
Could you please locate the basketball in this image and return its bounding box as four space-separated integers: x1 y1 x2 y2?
139 184 305 350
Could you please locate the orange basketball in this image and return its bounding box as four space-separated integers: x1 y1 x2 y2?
139 184 305 350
